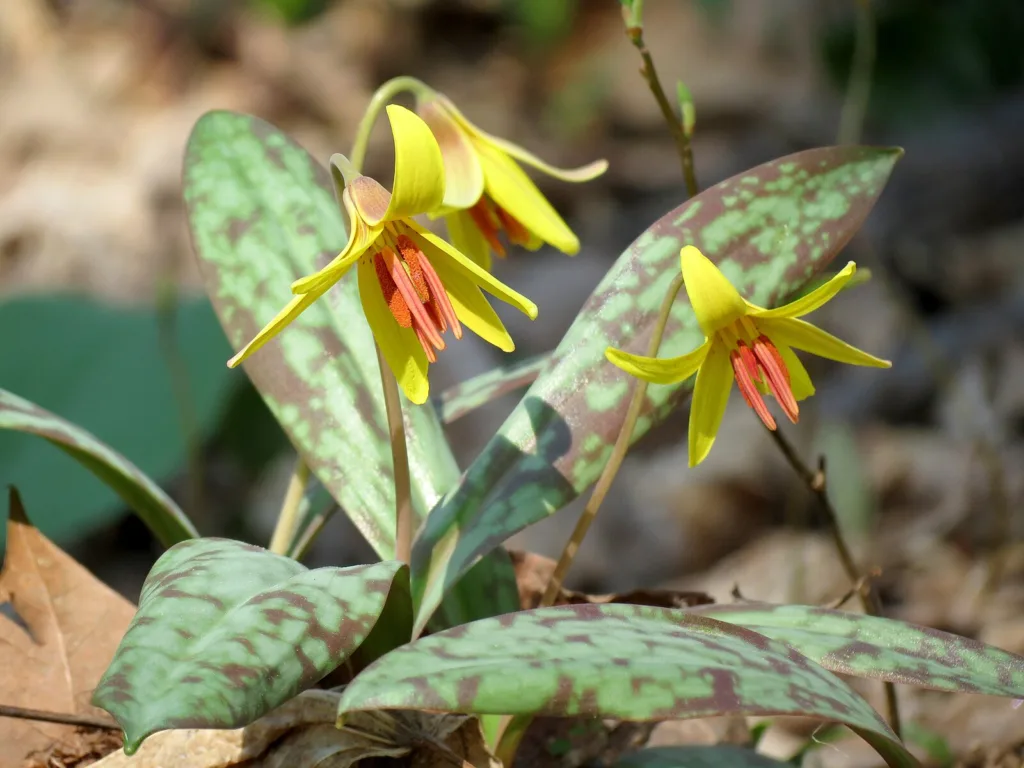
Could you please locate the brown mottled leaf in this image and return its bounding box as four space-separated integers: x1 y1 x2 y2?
411 147 903 632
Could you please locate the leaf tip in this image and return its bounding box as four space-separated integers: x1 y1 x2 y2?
7 485 28 525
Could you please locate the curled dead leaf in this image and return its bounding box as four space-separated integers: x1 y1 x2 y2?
91 690 500 768
0 488 136 766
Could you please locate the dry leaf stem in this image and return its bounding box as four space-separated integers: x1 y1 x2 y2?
0 704 119 731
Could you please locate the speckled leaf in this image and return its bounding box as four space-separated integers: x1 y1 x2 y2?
411 146 902 631
434 353 550 424
691 602 1024 696
0 388 196 546
183 110 455 558
338 604 918 768
613 745 791 768
92 538 408 753
183 111 518 624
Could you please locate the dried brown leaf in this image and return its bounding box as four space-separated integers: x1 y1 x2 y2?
0 489 136 766
91 690 500 768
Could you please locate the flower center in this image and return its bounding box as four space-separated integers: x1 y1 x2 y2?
467 197 531 257
373 233 462 362
722 319 798 430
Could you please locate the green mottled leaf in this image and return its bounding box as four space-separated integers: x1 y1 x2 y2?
0 388 197 547
184 110 443 557
182 110 518 623
338 604 918 768
0 296 233 546
411 146 902 631
691 602 1024 696
93 538 407 752
613 745 791 768
435 353 550 424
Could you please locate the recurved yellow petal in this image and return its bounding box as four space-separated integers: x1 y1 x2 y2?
482 134 608 183
775 343 815 400
418 100 485 210
372 104 446 225
605 340 711 386
429 93 608 184
687 341 733 467
749 262 857 319
405 221 538 320
761 317 891 369
680 246 748 337
475 141 579 255
357 258 430 404
227 289 324 368
430 256 514 352
290 208 379 295
445 210 492 272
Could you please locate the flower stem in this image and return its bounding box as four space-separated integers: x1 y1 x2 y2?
350 79 424 565
623 6 699 198
540 272 685 608
376 343 414 564
268 456 311 555
765 425 902 738
350 75 432 172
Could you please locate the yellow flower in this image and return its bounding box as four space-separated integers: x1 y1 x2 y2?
415 90 607 271
227 104 538 405
606 246 891 467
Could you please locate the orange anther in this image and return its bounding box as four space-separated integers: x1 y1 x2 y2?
468 199 506 258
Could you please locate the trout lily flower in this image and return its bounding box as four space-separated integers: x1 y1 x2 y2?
227 104 537 405
415 89 607 270
606 246 891 467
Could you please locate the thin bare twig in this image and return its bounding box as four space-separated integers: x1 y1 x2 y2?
0 704 120 731
765 426 902 738
623 7 698 197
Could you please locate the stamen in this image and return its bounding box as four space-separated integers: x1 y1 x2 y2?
397 234 462 340
415 327 438 364
495 205 531 246
730 342 776 430
753 335 798 423
468 199 506 257
374 252 412 328
378 247 445 353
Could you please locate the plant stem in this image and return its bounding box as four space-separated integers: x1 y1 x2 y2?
376 343 414 564
765 426 901 738
349 79 424 566
837 0 876 145
268 456 311 555
350 75 431 172
540 272 685 608
0 704 119 730
623 9 698 197
288 502 339 561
